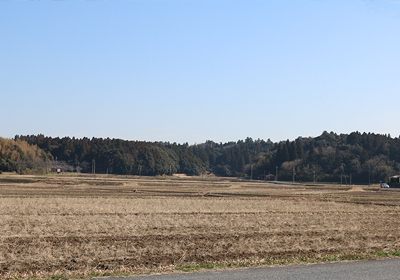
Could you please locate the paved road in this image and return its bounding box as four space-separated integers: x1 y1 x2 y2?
96 258 400 280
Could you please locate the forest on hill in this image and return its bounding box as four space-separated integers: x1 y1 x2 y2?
2 131 400 184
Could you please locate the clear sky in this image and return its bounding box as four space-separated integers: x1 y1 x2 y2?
1 0 400 144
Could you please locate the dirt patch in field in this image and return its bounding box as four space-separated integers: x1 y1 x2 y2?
45 179 79 185
347 187 365 192
173 174 188 178
45 179 127 186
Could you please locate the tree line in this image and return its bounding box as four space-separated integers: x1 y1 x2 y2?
3 131 400 184
0 137 52 174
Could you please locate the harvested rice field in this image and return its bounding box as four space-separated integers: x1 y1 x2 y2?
0 173 400 279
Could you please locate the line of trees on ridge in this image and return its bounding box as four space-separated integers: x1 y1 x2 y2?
1 131 399 184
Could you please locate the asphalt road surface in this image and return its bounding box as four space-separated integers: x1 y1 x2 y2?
96 258 400 280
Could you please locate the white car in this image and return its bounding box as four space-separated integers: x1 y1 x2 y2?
381 183 390 188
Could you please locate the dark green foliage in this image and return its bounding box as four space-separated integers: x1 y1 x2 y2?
309 143 316 162
296 138 305 159
213 165 232 177
283 141 290 162
289 141 297 161
15 131 400 183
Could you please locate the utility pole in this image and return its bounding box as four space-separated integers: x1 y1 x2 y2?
292 167 295 183
313 165 316 185
139 165 142 177
369 164 371 186
170 164 172 176
275 166 278 181
340 163 344 186
250 164 253 181
350 173 352 185
92 159 95 175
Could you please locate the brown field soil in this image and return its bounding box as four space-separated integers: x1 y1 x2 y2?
1 173 400 279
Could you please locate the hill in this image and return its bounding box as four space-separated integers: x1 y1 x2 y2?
13 131 400 184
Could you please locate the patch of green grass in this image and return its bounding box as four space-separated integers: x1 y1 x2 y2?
176 264 200 272
199 262 215 269
388 251 400 257
176 262 215 272
339 254 363 260
176 260 256 272
261 259 273 265
320 255 337 262
41 271 133 280
50 275 67 280
374 252 389 257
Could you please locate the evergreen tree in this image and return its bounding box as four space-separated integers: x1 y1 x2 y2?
296 138 305 159
238 155 245 172
283 142 290 163
276 143 283 166
289 141 298 161
334 148 342 166
309 143 316 162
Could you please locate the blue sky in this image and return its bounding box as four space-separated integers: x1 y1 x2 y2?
1 0 400 144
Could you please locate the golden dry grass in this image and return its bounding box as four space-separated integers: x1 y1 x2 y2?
1 174 400 279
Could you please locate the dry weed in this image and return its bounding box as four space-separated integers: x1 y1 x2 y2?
0 176 400 278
